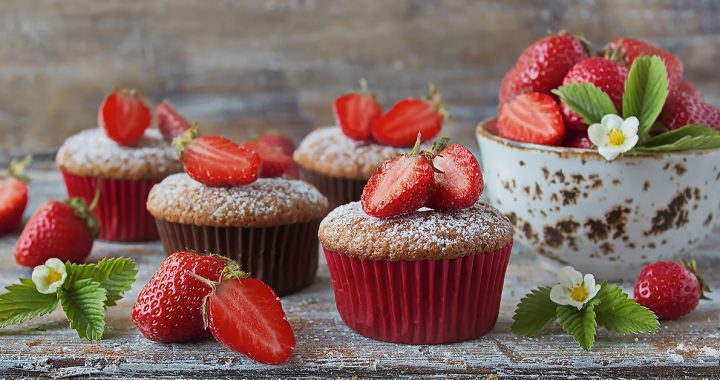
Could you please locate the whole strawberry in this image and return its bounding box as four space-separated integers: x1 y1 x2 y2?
239 141 293 178
659 90 720 132
0 156 31 235
605 37 683 86
257 133 300 178
132 251 227 343
500 32 589 103
13 197 99 268
634 259 711 320
560 57 628 131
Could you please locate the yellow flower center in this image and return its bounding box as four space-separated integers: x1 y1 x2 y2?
47 269 62 284
608 129 625 147
570 284 589 302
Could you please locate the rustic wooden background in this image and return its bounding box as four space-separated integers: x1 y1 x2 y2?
1 0 720 161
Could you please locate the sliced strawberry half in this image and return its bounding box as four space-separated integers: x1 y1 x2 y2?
173 125 261 187
257 133 296 156
334 79 382 141
98 88 152 146
361 135 435 218
371 84 447 147
157 101 191 143
426 141 483 211
239 141 293 178
498 92 566 146
0 156 32 235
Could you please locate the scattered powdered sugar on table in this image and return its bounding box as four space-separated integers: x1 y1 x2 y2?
147 173 328 227
319 201 513 261
293 127 431 179
56 128 182 180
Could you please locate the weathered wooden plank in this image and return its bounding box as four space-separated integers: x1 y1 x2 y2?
0 165 718 378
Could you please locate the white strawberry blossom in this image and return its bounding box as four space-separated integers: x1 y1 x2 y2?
549 266 601 310
32 258 67 294
588 114 640 161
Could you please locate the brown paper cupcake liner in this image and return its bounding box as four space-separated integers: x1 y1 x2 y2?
299 167 367 209
155 219 321 296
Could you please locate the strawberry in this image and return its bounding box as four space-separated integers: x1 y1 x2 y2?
156 101 191 143
634 259 711 320
13 194 99 268
499 33 589 103
426 140 483 210
173 125 261 187
371 84 447 147
0 156 31 235
560 57 628 131
676 80 703 101
498 92 566 145
361 135 434 218
334 79 382 141
605 37 683 86
131 251 227 343
659 90 720 131
257 133 296 156
98 89 152 146
194 273 295 365
563 131 593 149
239 141 293 178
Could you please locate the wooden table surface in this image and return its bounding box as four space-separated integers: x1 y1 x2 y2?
1 161 719 379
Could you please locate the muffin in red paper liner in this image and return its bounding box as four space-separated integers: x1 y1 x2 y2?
293 127 430 210
56 128 182 242
319 201 513 344
146 173 329 296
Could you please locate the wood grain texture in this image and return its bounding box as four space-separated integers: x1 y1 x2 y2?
0 163 718 378
1 0 720 162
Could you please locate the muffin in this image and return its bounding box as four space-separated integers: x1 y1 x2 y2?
319 201 513 344
56 128 182 242
147 173 329 296
294 127 429 208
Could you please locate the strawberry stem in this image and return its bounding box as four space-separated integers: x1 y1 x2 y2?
172 123 199 158
680 257 712 300
65 197 100 239
427 83 450 122
4 155 32 183
89 181 102 211
408 133 423 156
359 78 369 92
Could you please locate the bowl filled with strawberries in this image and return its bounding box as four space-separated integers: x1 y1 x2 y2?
476 33 720 280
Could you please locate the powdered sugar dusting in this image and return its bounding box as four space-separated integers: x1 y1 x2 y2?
56 128 182 180
147 173 328 227
319 201 513 261
293 127 431 180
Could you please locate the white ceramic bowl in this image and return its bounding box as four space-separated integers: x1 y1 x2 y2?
476 118 720 281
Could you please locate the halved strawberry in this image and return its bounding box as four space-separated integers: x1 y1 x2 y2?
98 89 152 146
371 84 447 147
239 141 293 178
361 135 434 218
157 101 191 143
173 125 261 187
426 141 483 210
257 133 296 156
0 156 31 235
498 92 566 146
334 80 382 141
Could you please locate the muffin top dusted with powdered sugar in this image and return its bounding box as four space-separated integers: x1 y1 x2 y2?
56 128 183 180
319 201 513 261
147 173 329 228
293 126 431 180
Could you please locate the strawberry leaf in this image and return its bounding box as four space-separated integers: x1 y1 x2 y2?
511 286 557 337
594 283 659 334
58 279 107 341
553 82 617 126
557 300 599 351
65 262 105 285
97 258 138 306
634 124 720 153
622 56 669 139
0 279 58 328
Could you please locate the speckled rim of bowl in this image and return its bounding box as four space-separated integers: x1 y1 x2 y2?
476 117 720 159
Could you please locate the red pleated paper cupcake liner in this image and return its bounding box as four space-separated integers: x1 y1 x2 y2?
61 171 159 242
155 219 321 296
324 243 512 344
299 167 367 210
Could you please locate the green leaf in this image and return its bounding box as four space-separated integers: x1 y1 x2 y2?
58 279 107 341
622 56 669 139
557 300 599 351
0 279 58 328
65 262 105 285
634 124 720 153
511 287 558 337
553 82 617 126
594 283 659 334
97 258 138 306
